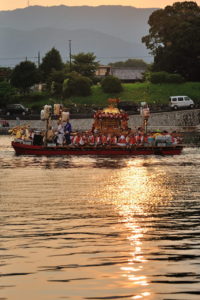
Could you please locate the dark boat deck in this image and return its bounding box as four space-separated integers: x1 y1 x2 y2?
12 141 183 156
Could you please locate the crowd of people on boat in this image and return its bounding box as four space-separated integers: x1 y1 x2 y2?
61 130 180 147
13 121 181 147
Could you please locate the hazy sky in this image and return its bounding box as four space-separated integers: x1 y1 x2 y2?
0 0 200 11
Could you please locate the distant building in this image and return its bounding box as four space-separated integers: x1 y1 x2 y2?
95 65 146 82
95 65 111 77
31 83 46 92
111 67 145 82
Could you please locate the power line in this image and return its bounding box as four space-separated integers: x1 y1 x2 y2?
0 56 38 60
0 55 153 61
0 54 153 68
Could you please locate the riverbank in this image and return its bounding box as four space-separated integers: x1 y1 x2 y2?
5 82 200 111
2 109 200 133
2 109 200 145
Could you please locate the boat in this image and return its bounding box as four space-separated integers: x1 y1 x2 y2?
11 141 183 156
11 99 184 156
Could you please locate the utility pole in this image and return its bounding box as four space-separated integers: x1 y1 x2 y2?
69 40 72 72
38 51 41 68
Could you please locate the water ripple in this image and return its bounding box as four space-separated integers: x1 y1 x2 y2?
1 136 200 299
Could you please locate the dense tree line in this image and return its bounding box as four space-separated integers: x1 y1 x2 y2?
0 48 124 105
109 59 148 69
142 1 200 81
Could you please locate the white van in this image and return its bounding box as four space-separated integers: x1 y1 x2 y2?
169 96 195 110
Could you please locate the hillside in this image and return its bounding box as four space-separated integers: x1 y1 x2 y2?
68 82 200 106
0 5 155 66
16 82 200 111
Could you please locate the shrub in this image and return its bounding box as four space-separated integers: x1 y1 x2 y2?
63 73 92 97
165 73 185 83
101 75 123 93
149 71 185 84
149 71 169 83
0 81 16 106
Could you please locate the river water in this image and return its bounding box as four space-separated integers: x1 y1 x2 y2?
1 136 200 300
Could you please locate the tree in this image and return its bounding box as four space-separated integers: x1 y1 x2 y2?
0 67 12 82
142 1 200 81
109 59 148 69
47 70 66 96
63 72 92 97
71 52 99 80
10 61 40 93
101 75 123 93
40 47 63 82
0 81 16 105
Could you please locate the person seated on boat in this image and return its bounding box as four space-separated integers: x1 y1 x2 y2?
28 129 34 140
79 132 86 146
143 134 149 146
101 134 107 145
15 127 23 140
147 133 155 146
88 132 95 146
64 120 72 145
135 132 143 145
46 126 55 143
154 131 164 146
71 132 80 146
83 132 89 145
106 134 112 145
95 133 102 147
171 131 182 144
162 130 172 145
70 134 75 145
23 127 32 143
33 131 44 146
125 135 130 145
171 135 178 145
19 127 25 140
117 132 127 147
110 134 118 146
128 134 136 147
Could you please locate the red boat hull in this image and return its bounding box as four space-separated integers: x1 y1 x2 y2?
12 141 183 156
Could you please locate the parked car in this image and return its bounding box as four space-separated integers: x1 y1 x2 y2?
169 96 195 110
117 101 138 112
4 104 30 116
0 120 10 127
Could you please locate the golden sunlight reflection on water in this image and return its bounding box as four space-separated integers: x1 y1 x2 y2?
89 158 174 299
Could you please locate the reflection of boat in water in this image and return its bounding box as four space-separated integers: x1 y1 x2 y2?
11 99 183 156
12 141 183 156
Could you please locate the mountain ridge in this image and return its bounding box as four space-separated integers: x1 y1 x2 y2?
0 5 155 66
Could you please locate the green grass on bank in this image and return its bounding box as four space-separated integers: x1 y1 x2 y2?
19 82 200 109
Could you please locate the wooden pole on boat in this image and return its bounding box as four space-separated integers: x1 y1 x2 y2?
140 102 150 135
144 119 148 134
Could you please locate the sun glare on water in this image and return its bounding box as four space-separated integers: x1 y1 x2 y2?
90 158 174 299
